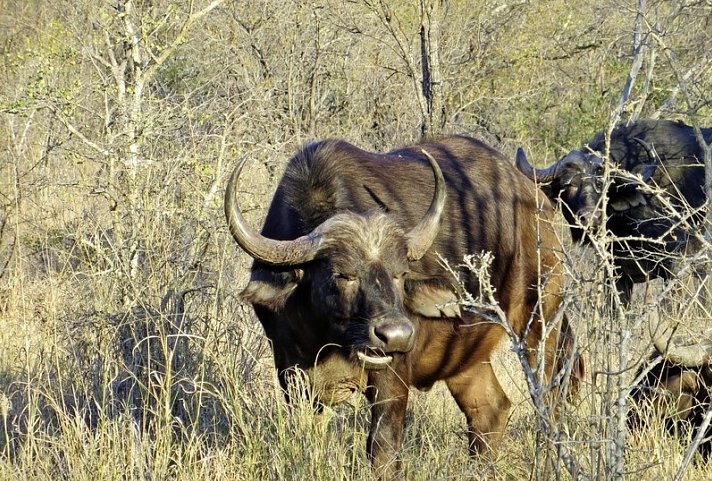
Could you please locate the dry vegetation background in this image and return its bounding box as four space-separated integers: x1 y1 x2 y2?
1 0 711 479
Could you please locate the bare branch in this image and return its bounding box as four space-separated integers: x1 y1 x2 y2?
651 56 712 119
141 0 228 87
609 0 648 126
675 407 712 480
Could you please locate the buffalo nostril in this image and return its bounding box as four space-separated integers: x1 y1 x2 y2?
371 322 414 353
579 210 602 228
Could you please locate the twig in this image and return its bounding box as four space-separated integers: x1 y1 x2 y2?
674 406 712 480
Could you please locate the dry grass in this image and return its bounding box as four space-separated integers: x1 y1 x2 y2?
2 183 712 481
1 0 711 479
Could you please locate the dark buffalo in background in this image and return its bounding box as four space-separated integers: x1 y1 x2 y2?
225 135 583 479
629 332 712 459
516 119 711 304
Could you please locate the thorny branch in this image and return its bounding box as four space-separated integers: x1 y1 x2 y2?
440 252 583 479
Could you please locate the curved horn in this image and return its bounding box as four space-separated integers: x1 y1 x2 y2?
224 158 324 266
652 326 712 367
405 149 447 261
515 147 558 183
632 137 660 164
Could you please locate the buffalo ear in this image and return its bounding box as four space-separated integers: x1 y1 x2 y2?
405 280 461 318
241 268 303 311
609 192 647 212
609 165 651 211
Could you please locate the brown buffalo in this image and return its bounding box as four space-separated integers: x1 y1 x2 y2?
630 330 712 458
225 135 582 478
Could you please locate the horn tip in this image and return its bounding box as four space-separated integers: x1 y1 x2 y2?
514 147 533 172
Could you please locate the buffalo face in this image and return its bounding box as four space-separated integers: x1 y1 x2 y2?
515 148 604 239
515 145 659 240
304 213 417 369
225 150 446 375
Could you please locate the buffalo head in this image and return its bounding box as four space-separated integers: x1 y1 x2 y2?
515 144 657 241
224 150 446 373
516 148 604 232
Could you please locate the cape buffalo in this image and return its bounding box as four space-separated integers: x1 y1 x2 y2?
225 135 582 479
629 331 712 458
516 119 711 304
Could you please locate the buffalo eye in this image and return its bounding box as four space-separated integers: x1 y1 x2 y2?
393 271 409 280
335 272 357 283
561 174 579 188
595 177 604 190
589 174 604 193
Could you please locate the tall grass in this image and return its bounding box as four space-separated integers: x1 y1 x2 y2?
1 1 711 479
2 168 712 480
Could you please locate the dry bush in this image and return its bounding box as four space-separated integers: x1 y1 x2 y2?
0 0 711 479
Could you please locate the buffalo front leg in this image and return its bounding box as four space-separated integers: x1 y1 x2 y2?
446 361 512 456
366 369 409 480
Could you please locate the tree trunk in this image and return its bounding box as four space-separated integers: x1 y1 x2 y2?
419 0 445 138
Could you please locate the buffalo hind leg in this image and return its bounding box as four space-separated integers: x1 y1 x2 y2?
366 369 410 480
446 361 512 456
